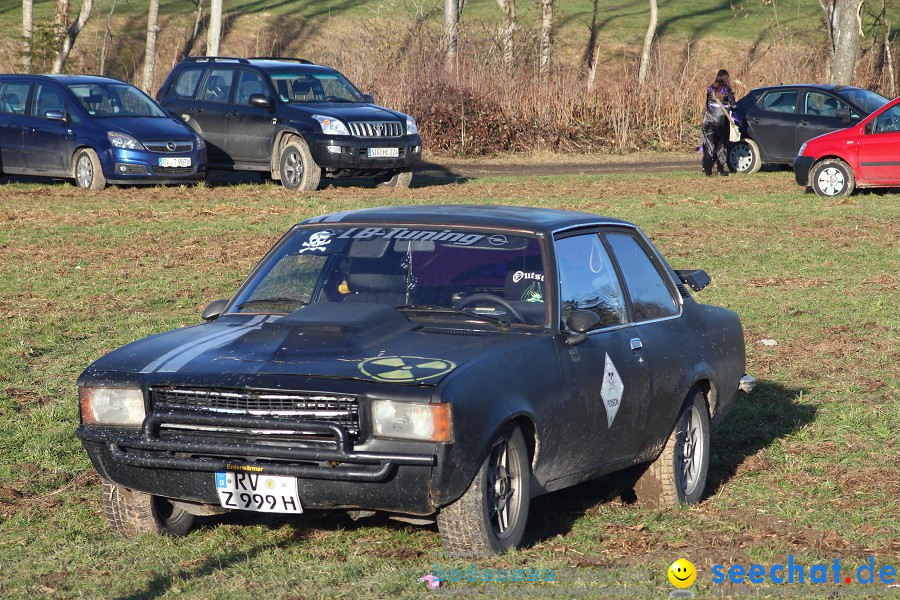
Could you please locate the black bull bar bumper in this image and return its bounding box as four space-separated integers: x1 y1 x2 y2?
76 410 436 483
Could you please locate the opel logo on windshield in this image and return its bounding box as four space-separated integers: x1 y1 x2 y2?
166 141 177 151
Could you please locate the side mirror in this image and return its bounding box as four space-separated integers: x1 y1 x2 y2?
361 93 375 104
45 109 66 122
674 269 711 292
563 310 601 346
835 108 850 123
201 299 230 321
248 93 272 108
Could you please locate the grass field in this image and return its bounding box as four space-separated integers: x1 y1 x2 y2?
0 164 898 598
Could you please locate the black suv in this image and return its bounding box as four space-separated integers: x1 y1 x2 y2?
157 57 422 190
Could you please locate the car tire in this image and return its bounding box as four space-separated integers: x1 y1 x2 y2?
102 481 195 538
633 388 710 508
437 425 530 555
279 139 321 191
727 138 762 174
375 171 413 189
810 158 855 197
73 148 107 190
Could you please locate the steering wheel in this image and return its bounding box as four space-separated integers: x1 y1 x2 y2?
455 293 525 323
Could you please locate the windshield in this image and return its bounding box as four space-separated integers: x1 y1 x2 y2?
269 72 364 103
230 226 549 327
837 88 888 115
68 82 166 117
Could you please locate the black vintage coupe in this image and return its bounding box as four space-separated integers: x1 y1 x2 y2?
77 206 753 554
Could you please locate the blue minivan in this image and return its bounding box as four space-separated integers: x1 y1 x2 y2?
0 74 206 189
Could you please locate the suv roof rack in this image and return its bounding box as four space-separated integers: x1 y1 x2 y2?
248 56 315 64
181 56 251 64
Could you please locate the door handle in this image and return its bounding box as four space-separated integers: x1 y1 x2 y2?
193 106 203 114
799 120 809 126
751 117 760 124
226 110 238 117
629 338 643 351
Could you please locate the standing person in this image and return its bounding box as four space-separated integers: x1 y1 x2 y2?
702 69 736 176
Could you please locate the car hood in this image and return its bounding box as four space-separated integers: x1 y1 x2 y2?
92 116 194 140
284 102 406 122
81 304 538 387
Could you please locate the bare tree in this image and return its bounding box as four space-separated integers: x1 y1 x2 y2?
496 0 516 68
208 0 223 56
585 0 601 90
23 0 33 72
51 0 93 74
638 0 658 83
99 0 118 75
141 0 160 92
444 0 458 69
539 0 554 75
821 0 864 85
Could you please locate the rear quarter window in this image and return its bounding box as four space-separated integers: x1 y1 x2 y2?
169 68 204 99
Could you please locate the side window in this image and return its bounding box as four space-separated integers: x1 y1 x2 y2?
198 68 234 103
0 83 29 115
804 91 847 118
873 104 900 133
170 68 204 99
234 70 267 105
31 84 66 118
605 232 678 322
760 90 798 114
555 234 626 326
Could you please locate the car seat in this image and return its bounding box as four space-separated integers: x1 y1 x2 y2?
1 92 21 114
291 80 314 101
237 80 264 104
204 75 228 101
36 90 64 116
344 257 411 305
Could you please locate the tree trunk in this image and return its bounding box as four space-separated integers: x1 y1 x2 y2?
496 0 515 69
23 0 33 72
51 0 92 74
141 0 160 92
99 0 117 75
587 36 602 91
539 0 554 75
444 0 458 70
208 0 223 57
828 0 863 85
638 0 658 83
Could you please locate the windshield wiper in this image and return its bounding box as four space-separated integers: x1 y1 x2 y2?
237 297 309 311
396 305 509 329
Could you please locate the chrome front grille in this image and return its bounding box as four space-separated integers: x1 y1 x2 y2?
150 387 360 437
348 121 403 138
144 141 193 153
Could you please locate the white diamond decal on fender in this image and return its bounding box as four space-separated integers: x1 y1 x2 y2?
600 353 624 428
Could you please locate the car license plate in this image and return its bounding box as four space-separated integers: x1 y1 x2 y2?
158 157 191 167
215 472 303 513
367 147 399 158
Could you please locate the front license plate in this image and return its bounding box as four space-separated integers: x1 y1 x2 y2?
367 147 399 158
158 157 191 167
215 471 303 513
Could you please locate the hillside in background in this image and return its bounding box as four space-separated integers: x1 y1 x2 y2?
1 0 898 155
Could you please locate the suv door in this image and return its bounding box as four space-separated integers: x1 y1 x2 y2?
748 88 799 162
0 81 31 173
550 231 652 478
226 69 276 165
23 82 72 175
796 89 856 149
190 67 236 165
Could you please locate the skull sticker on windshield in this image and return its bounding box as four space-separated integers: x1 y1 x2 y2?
298 230 333 254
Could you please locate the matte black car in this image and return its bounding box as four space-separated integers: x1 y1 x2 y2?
76 206 753 554
156 57 422 190
729 84 887 174
0 74 206 188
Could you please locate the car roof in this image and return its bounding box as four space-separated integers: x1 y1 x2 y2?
747 83 863 93
301 205 633 235
175 57 337 74
0 74 129 85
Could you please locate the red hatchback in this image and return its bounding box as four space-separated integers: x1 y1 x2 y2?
794 95 900 196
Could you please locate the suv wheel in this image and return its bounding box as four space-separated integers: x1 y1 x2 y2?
811 158 855 197
279 140 321 191
74 148 107 190
102 481 195 537
375 171 413 189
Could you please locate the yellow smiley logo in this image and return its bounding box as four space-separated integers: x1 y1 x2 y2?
668 558 696 589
